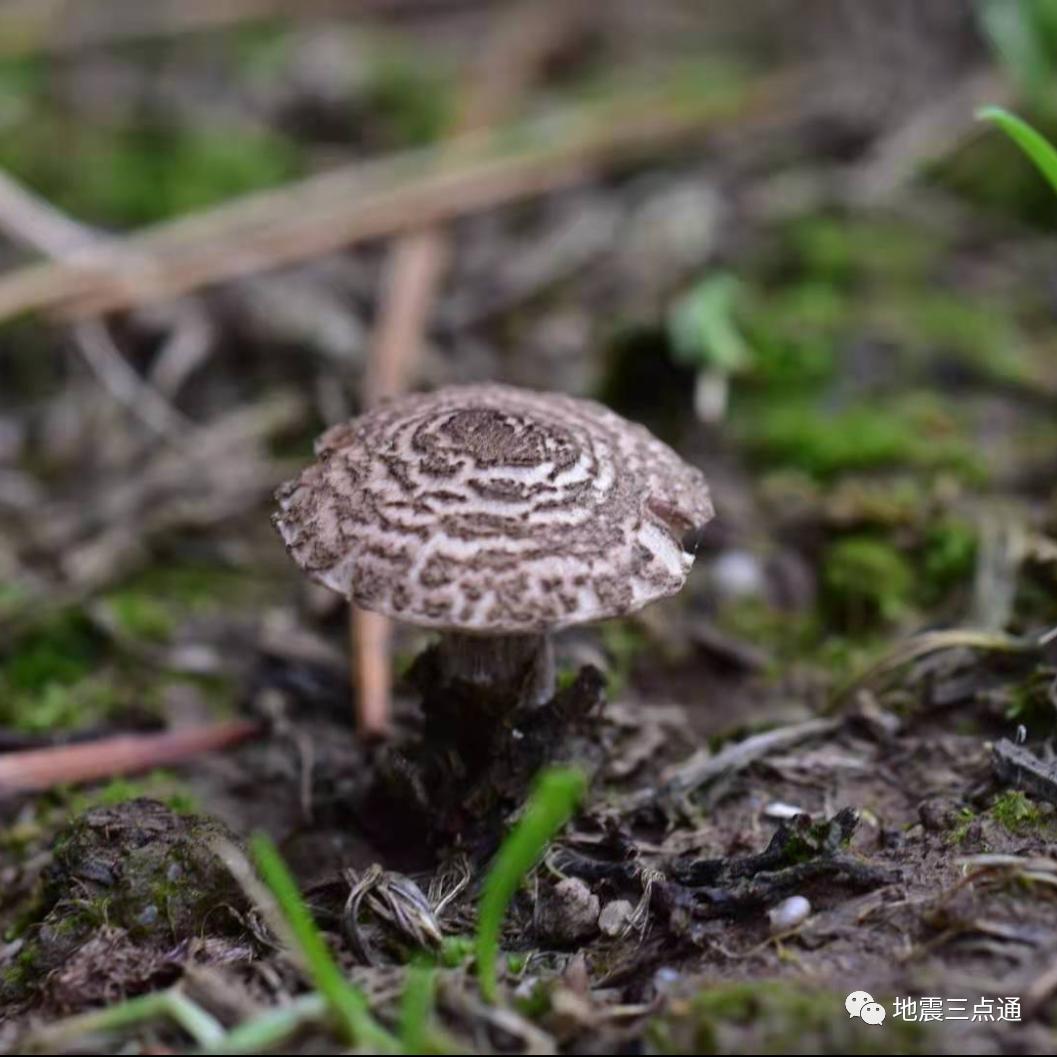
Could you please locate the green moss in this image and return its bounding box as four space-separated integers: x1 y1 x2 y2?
0 611 132 731
715 597 818 668
364 47 455 147
991 790 1044 834
919 518 978 600
0 114 302 227
439 935 475 968
0 677 129 733
2 800 244 1004
599 620 650 696
49 800 243 943
869 290 1051 391
949 806 978 845
822 475 930 529
785 215 943 286
101 591 176 643
736 395 983 482
822 536 915 629
741 283 842 391
116 561 265 609
68 772 198 816
714 595 886 685
651 980 929 1055
1 611 100 693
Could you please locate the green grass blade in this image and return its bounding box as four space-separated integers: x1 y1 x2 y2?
23 989 225 1052
476 767 587 1002
977 106 1057 195
399 964 437 1053
250 834 398 1052
201 993 327 1054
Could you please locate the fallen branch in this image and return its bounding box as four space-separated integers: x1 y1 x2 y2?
0 719 260 796
0 65 795 322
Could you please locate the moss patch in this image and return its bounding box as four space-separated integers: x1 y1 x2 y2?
822 536 915 630
736 395 983 483
652 980 929 1054
3 800 245 1006
990 790 1044 835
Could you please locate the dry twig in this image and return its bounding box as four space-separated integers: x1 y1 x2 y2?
0 168 201 439
0 720 260 795
0 66 791 323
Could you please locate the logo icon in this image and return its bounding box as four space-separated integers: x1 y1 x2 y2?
861 1002 886 1026
846 991 885 1026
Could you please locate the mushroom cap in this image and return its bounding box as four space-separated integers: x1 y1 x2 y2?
273 383 713 634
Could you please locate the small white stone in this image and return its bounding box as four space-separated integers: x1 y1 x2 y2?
537 878 600 944
764 801 806 820
767 895 811 934
598 899 634 937
710 550 766 601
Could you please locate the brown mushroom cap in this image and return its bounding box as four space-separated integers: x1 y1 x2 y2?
273 383 713 634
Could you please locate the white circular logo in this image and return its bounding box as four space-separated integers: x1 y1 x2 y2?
845 991 873 1018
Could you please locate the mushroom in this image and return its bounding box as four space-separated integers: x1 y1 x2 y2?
273 383 712 818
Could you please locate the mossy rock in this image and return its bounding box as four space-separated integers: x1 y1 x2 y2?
2 800 246 1004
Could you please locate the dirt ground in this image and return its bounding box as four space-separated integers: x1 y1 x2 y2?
1 2 1057 1053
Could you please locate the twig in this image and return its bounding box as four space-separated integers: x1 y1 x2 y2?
0 0 425 57
73 318 193 438
0 65 793 322
992 738 1057 807
0 167 195 439
0 719 260 796
0 168 98 258
632 717 840 809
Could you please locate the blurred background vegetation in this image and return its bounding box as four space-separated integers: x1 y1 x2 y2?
2 2 1057 1052
0 0 1054 751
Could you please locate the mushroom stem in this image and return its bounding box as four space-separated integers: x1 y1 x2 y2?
434 632 555 711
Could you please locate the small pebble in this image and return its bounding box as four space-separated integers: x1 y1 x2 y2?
598 899 634 937
710 549 766 600
767 895 811 934
763 801 805 820
918 797 959 833
537 878 600 944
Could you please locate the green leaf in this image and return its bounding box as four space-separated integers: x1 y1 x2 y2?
977 106 1057 196
668 273 752 373
476 767 587 1002
250 834 398 1051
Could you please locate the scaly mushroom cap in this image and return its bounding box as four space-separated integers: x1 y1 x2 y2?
273 384 713 633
